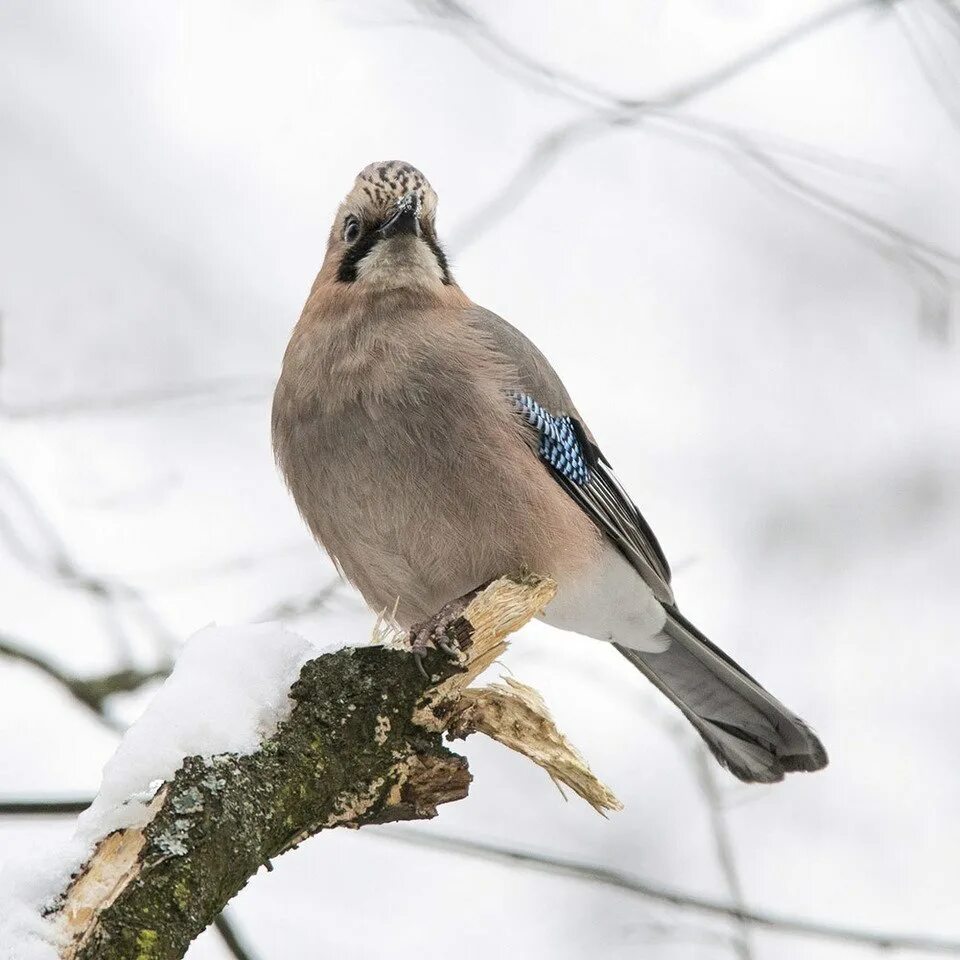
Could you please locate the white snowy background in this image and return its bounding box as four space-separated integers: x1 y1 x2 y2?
1 1 959 958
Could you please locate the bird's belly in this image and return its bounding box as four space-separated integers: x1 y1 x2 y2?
283 394 599 627
307 443 559 625
331 478 541 624
540 540 669 653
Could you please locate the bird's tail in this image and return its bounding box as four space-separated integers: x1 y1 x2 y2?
616 608 828 783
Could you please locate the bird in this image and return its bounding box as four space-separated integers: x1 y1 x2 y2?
272 160 828 784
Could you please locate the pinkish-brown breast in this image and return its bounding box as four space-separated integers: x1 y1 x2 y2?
272 290 600 625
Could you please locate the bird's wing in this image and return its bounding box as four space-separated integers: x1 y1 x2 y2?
466 305 674 605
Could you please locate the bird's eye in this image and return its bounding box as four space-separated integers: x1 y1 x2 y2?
342 217 361 244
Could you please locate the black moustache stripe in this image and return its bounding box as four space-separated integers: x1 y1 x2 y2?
336 226 454 285
336 229 381 283
423 230 452 285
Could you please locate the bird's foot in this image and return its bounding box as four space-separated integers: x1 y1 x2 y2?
408 594 477 679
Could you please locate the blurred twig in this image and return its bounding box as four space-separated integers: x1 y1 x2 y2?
378 829 960 955
643 109 957 340
653 0 880 108
411 0 629 110
0 455 333 960
436 0 894 247
213 911 261 960
0 375 271 421
0 634 166 730
415 0 873 112
626 700 755 958
0 798 91 815
448 111 616 251
895 0 960 132
932 0 960 35
129 542 312 590
425 0 959 339
0 641 263 958
253 579 341 622
691 744 753 960
0 459 178 660
13 798 960 953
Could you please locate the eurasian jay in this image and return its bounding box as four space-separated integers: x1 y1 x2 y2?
272 161 827 783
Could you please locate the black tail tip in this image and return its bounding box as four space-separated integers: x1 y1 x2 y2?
779 742 829 775
705 719 829 784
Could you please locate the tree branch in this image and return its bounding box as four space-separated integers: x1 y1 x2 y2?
0 634 167 730
46 576 618 960
379 830 960 955
212 911 259 960
426 0 958 338
690 743 753 960
0 376 270 421
0 798 91 816
12 793 960 954
0 459 178 660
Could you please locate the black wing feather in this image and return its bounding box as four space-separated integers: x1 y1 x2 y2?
511 392 674 604
557 456 673 604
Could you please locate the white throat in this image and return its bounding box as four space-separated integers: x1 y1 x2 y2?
356 236 444 290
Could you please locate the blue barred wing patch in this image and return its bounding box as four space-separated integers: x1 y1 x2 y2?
512 392 591 485
510 388 673 596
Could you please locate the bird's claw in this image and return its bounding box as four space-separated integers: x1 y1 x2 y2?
407 596 475 679
412 649 429 680
435 636 461 657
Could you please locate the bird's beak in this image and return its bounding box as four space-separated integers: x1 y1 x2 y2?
378 193 421 239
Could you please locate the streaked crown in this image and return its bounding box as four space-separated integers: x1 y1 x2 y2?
348 161 438 222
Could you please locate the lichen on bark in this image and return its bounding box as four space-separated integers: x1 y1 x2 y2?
61 644 468 960
54 575 618 960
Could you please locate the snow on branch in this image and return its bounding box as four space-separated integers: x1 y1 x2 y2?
17 575 617 960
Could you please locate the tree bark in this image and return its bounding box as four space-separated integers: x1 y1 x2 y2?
53 575 619 960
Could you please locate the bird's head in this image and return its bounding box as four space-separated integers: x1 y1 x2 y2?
321 161 452 292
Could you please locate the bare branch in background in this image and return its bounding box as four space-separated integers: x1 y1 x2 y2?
379 829 960 955
0 460 178 660
424 0 959 338
253 579 341 622
0 461 338 960
437 0 881 251
620 700 755 959
212 912 260 960
652 0 880 108
448 111 616 251
932 0 960 37
129 542 312 591
0 799 90 816
690 744 753 960
895 0 960 133
0 449 342 727
411 0 630 110
10 794 960 954
0 568 344 736
2 1 947 425
643 113 959 272
643 109 958 341
0 634 166 731
416 0 876 114
0 711 258 960
0 376 271 421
